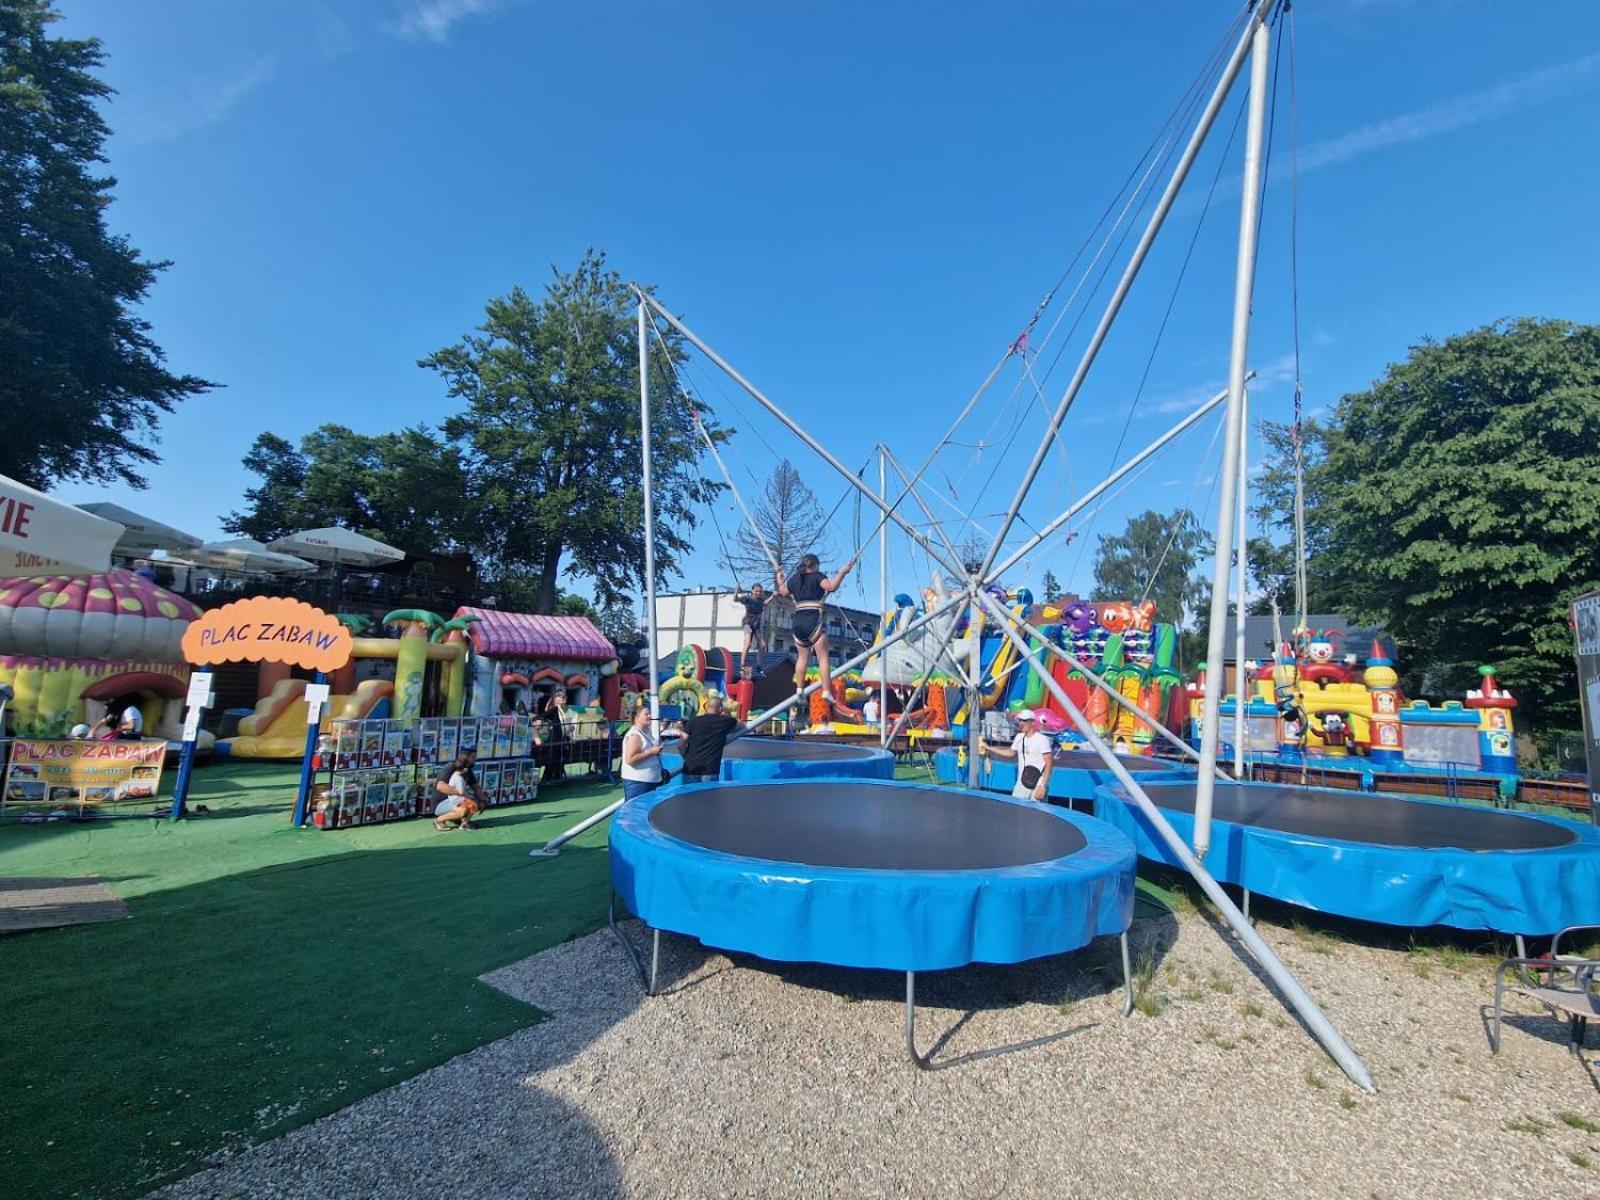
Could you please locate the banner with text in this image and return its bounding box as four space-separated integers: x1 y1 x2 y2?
2 738 167 810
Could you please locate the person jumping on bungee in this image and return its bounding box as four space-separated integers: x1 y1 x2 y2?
733 582 768 675
775 553 854 719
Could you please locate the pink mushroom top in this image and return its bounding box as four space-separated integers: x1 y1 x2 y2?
0 569 203 661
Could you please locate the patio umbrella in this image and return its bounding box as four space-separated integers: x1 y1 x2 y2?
1 474 125 578
189 537 318 575
267 526 406 568
76 501 202 556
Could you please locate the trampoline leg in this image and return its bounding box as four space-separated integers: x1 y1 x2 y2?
1120 931 1134 1018
1243 888 1252 924
650 928 661 997
607 891 652 992
904 971 931 1070
1515 934 1529 986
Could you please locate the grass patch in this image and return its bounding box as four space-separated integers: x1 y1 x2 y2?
1207 969 1236 995
1505 1116 1554 1137
1338 1093 1357 1111
1559 1111 1600 1134
1304 1069 1327 1090
1570 1153 1593 1170
1131 950 1165 1017
1055 995 1077 1017
1179 987 1204 1003
1290 921 1337 956
0 762 622 1200
1201 1027 1239 1051
1241 1000 1263 1018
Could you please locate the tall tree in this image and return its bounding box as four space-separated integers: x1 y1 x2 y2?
1040 569 1063 602
1278 319 1600 727
1091 508 1212 628
0 1 214 488
425 252 718 613
223 423 471 557
722 459 834 583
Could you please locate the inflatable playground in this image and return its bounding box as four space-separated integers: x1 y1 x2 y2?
653 583 1189 750
217 606 625 759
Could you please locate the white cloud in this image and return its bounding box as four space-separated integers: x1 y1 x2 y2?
1298 51 1600 174
125 53 278 144
393 0 508 43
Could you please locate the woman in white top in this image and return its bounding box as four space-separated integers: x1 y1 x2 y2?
621 704 682 801
979 708 1055 801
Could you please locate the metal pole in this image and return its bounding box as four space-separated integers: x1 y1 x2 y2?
1194 15 1271 859
638 293 965 580
639 299 661 726
290 670 327 829
966 589 983 786
878 446 889 749
973 588 1374 1093
975 3 1273 583
1232 387 1249 776
984 384 1238 586
529 796 622 858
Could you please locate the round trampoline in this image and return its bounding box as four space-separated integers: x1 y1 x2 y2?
610 779 1137 1064
1094 779 1600 934
934 744 1192 803
663 735 893 782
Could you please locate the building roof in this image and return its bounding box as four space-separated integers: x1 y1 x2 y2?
1218 613 1390 663
456 607 614 662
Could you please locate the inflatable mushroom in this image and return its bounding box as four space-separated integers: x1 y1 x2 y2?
0 569 204 738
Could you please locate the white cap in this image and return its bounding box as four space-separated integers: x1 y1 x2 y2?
1015 709 1036 721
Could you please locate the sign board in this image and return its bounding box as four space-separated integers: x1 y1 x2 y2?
1571 590 1600 825
186 671 215 709
2 738 167 811
303 682 331 724
181 596 352 672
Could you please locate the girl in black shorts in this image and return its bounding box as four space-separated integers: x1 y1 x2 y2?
733 583 768 674
775 554 854 716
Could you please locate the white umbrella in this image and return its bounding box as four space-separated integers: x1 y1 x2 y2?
1 474 125 579
76 501 202 555
267 526 405 568
190 537 318 575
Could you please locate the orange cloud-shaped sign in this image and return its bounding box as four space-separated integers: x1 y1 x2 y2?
182 596 353 673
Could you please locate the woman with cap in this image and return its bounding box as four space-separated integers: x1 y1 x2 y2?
980 708 1055 801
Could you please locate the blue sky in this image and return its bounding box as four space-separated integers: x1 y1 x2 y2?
55 0 1600 617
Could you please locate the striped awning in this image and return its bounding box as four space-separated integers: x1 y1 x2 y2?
456 607 614 662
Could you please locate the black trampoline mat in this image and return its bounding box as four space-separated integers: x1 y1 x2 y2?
1139 783 1576 851
723 737 879 762
650 782 1087 870
1054 750 1180 774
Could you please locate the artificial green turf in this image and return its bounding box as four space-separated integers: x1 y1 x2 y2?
0 762 620 1200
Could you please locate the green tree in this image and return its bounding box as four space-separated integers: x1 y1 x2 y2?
1091 508 1212 628
1040 569 1062 602
1277 319 1600 727
0 1 214 488
425 251 718 612
223 424 471 557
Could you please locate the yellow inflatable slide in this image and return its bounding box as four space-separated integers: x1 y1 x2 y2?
219 678 395 760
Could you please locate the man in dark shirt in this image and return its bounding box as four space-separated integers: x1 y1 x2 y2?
678 691 741 783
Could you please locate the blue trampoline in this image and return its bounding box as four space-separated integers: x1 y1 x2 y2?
1095 779 1600 935
933 744 1192 804
610 778 1137 1064
662 735 893 782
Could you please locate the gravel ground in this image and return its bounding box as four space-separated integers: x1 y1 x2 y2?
154 910 1600 1200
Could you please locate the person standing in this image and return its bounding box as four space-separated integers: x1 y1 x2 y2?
774 554 854 722
620 704 679 801
980 709 1055 801
678 691 741 784
863 694 880 726
733 583 769 674
116 701 144 740
541 691 569 781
